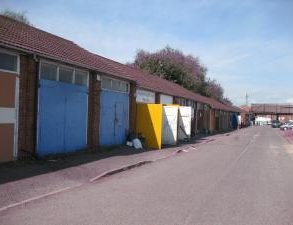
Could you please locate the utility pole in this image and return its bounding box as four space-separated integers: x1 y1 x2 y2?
245 92 248 106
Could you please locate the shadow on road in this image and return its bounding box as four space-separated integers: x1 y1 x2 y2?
0 135 210 185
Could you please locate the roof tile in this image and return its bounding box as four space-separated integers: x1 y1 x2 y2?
0 15 240 112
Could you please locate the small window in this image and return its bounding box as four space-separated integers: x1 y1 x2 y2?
59 67 73 83
101 77 112 90
75 70 88 86
182 99 186 106
120 82 128 92
112 80 120 91
0 52 18 72
101 77 129 93
40 63 57 81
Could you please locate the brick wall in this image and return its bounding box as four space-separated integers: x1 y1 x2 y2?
173 97 180 105
155 93 160 104
129 82 137 133
87 72 101 147
18 54 38 156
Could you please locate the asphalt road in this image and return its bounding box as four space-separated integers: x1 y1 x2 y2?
1 127 293 225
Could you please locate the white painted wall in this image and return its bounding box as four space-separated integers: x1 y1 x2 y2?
255 116 271 125
0 108 16 123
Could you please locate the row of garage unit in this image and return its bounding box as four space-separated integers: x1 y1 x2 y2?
38 61 133 154
0 47 241 163
0 51 174 161
0 16 242 163
0 49 128 161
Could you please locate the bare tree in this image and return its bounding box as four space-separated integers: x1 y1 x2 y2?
1 9 31 25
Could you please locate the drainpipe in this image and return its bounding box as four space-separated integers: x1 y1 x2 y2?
33 53 39 157
195 102 199 134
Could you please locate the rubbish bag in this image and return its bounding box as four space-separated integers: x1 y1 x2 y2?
126 141 133 147
132 138 143 149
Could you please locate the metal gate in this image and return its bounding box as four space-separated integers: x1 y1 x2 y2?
100 90 129 145
37 79 88 156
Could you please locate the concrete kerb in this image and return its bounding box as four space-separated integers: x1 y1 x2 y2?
0 132 226 213
90 147 193 183
0 147 189 213
90 133 223 183
89 160 153 182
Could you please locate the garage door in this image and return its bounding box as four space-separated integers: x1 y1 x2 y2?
37 62 88 156
162 105 178 145
178 106 192 140
0 50 19 162
100 77 129 145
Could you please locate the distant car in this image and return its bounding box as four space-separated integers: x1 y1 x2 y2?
271 120 282 128
280 122 293 130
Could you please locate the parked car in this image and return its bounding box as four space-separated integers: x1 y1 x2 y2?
280 122 293 130
271 120 282 128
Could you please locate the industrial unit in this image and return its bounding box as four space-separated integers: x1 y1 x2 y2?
0 15 242 162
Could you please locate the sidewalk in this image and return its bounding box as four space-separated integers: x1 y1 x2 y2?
0 132 233 211
280 129 293 144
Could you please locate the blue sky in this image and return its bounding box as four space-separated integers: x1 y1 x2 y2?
1 0 293 105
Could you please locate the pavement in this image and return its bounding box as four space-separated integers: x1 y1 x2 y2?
1 126 293 225
280 128 293 144
0 131 230 211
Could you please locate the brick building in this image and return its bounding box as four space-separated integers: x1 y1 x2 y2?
0 16 242 162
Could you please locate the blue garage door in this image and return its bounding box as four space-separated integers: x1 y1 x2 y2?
37 63 88 156
100 77 129 145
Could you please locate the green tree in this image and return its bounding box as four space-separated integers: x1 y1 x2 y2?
129 47 208 95
129 46 230 104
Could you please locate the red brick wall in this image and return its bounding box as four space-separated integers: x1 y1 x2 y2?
155 93 160 104
129 83 137 133
18 54 38 156
173 97 180 105
87 72 101 147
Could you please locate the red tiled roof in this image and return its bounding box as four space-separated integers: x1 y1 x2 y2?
0 15 240 112
239 105 251 113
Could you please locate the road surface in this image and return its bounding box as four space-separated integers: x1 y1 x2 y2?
1 126 293 225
